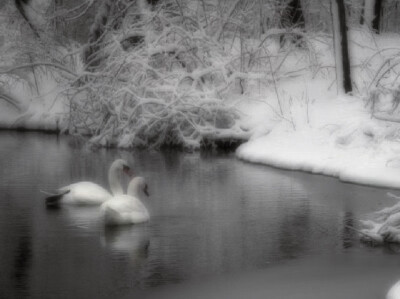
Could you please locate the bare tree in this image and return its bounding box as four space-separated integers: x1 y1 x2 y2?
331 0 352 93
372 0 383 33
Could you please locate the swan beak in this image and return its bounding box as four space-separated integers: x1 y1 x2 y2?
144 184 150 197
123 165 133 177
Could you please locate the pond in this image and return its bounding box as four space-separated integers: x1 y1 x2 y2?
0 131 399 299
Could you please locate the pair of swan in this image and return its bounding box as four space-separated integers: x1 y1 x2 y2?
101 177 150 226
45 159 150 226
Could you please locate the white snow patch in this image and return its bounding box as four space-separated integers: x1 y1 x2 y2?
237 94 400 190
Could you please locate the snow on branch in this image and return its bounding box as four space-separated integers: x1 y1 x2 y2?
0 62 78 78
63 0 317 149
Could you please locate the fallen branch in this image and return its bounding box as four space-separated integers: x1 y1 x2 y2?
373 112 400 123
0 93 23 112
0 62 78 78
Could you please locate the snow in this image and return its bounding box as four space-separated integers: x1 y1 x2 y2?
387 280 400 299
236 31 400 191
0 75 67 132
3 2 400 191
237 94 400 189
345 191 400 246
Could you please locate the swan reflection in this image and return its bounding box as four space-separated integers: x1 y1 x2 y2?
101 225 150 261
62 206 102 231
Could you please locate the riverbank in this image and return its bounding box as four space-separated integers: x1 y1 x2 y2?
2 31 400 189
234 31 400 190
236 94 400 190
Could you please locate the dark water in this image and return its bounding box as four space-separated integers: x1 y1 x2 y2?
0 132 399 299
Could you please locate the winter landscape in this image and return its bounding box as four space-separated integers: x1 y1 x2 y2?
2 0 400 298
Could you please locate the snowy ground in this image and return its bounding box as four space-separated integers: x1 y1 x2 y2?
236 93 400 189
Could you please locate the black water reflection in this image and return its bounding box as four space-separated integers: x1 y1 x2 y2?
14 235 32 291
342 211 355 249
0 131 399 299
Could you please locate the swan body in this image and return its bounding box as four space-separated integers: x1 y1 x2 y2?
101 177 150 226
45 159 131 206
55 182 112 205
387 280 400 299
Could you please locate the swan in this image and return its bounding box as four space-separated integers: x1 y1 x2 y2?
45 159 132 206
101 177 150 226
387 280 400 299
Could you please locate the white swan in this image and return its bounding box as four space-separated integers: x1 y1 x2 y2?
45 159 132 206
101 177 150 226
387 280 400 299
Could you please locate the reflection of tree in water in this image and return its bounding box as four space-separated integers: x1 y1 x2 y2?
156 150 233 185
103 226 150 263
278 198 311 259
342 211 355 249
0 200 32 298
144 263 185 288
14 234 32 295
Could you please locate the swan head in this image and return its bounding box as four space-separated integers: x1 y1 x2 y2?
109 159 132 195
128 177 149 197
111 159 132 177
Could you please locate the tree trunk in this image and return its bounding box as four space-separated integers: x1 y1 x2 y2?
360 0 384 33
372 0 383 33
360 0 365 25
331 0 352 94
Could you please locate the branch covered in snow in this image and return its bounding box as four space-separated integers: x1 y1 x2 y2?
65 1 313 149
0 62 78 78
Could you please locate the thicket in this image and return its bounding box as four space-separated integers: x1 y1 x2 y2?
3 0 400 148
65 0 320 148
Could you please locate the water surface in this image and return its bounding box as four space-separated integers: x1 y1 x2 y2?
0 131 399 298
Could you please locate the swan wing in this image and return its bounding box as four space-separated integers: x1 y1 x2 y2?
101 196 132 225
60 182 112 205
101 195 149 225
387 281 400 299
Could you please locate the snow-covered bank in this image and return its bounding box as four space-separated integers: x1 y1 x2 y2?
237 94 400 189
234 30 400 190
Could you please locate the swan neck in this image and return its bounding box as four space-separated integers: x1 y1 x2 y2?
130 189 141 198
128 184 142 199
108 165 123 195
